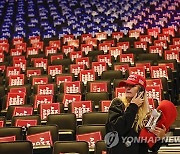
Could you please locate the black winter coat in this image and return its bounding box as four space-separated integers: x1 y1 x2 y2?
105 98 162 154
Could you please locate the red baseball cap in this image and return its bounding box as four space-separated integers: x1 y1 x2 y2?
119 74 146 88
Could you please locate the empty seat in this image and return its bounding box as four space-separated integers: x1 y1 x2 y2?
53 141 89 154
94 140 107 154
0 141 33 154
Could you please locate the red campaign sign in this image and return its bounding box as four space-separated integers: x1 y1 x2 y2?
15 43 26 52
149 46 163 56
10 87 26 94
10 49 23 56
45 46 57 56
146 86 162 102
64 81 81 94
103 40 115 46
114 64 129 73
128 66 146 78
13 106 33 117
169 45 180 51
40 103 60 120
85 38 98 47
146 79 162 89
13 38 23 45
49 40 61 50
34 58 48 70
62 45 74 56
135 62 151 72
90 82 107 92
37 84 54 95
80 70 95 85
29 36 40 44
12 56 25 61
0 121 4 127
0 39 8 44
72 101 92 118
63 34 74 44
117 42 130 51
97 54 112 66
115 87 126 98
50 54 63 63
6 66 21 76
76 57 90 68
81 34 92 42
164 50 180 62
48 65 62 77
101 100 111 112
13 59 26 71
56 75 72 86
6 92 25 109
70 51 83 61
92 62 107 76
0 136 16 142
81 44 93 55
112 32 124 41
27 47 39 57
0 43 9 53
109 47 122 59
150 66 168 79
32 42 44 51
154 40 167 49
27 69 41 78
98 43 111 53
15 119 37 127
148 98 155 109
147 28 159 38
76 131 102 149
9 74 25 86
120 54 134 65
96 32 107 41
129 30 140 39
68 39 79 48
26 131 53 147
134 41 147 50
34 95 53 109
158 63 174 71
0 65 5 72
158 34 170 42
63 94 82 108
0 55 4 62
173 38 180 46
162 28 175 37
140 35 152 44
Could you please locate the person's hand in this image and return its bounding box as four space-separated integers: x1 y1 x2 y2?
130 92 144 107
152 124 166 139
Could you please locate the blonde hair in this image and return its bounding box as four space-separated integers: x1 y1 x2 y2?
121 92 150 132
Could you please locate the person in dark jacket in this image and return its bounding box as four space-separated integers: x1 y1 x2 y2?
105 74 166 154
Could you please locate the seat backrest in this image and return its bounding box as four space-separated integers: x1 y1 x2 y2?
94 140 107 154
46 113 76 131
0 141 33 154
0 127 23 140
77 125 106 139
82 112 108 125
53 141 89 154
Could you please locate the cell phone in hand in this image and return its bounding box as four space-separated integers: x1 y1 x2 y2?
136 86 145 98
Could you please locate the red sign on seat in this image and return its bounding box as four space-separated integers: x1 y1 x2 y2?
49 40 61 50
146 86 162 102
92 62 107 76
101 100 111 112
15 119 37 127
81 44 93 55
34 95 53 109
117 42 129 51
80 70 95 85
10 49 23 56
0 136 16 142
6 66 21 76
164 50 179 62
45 46 57 56
90 82 107 92
71 101 92 118
13 106 33 117
9 74 25 86
32 76 48 85
115 87 126 97
76 131 102 149
40 103 60 120
63 94 81 108
64 81 81 94
128 66 146 78
37 84 54 95
48 65 62 77
150 66 169 79
120 53 134 65
149 46 163 56
62 45 74 56
56 75 72 86
27 131 53 147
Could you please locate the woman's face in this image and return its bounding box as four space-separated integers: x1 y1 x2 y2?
125 84 139 98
